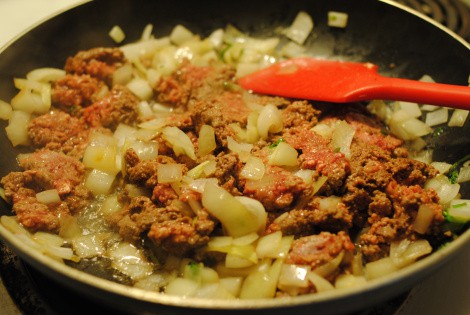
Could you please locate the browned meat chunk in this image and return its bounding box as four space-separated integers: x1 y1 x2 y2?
83 85 139 129
65 47 126 85
281 100 320 130
51 74 107 113
27 111 85 148
286 231 355 269
18 150 85 195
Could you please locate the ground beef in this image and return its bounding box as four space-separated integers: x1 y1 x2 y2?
83 85 139 129
27 111 85 148
243 165 309 211
17 150 85 195
286 231 355 269
51 74 108 113
283 127 350 194
281 100 320 130
266 197 353 236
213 152 243 195
12 196 62 232
64 47 126 85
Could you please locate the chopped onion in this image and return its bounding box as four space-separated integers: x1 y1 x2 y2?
126 78 153 100
71 234 105 258
240 156 266 180
84 169 116 195
1 216 30 235
36 189 61 204
425 174 460 205
108 242 154 280
5 110 31 146
33 231 64 247
165 278 199 297
329 120 355 158
26 67 66 82
256 231 282 258
83 133 120 175
430 161 452 174
113 123 137 146
234 196 268 235
306 271 334 292
334 274 367 289
187 178 218 193
100 194 123 216
232 233 259 246
327 11 349 28
198 124 217 157
395 101 422 118
162 126 196 160
141 24 154 41
410 149 433 164
281 42 307 58
239 259 282 299
202 183 264 237
448 109 469 127
227 136 253 162
125 139 159 161
313 251 344 278
390 239 432 268
219 277 243 297
225 253 256 268
109 25 126 43
420 104 439 111
412 204 435 234
457 165 470 183
425 108 448 126
364 257 398 280
170 25 194 46
257 104 283 139
0 99 12 120
447 199 470 222
278 264 309 288
138 117 168 130
268 141 298 166
157 164 183 183
11 89 49 114
284 11 314 45
294 169 316 185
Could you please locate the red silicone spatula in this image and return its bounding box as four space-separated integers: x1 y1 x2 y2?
238 57 470 110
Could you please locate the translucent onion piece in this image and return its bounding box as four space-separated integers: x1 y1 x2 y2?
202 183 264 237
306 271 334 292
294 169 315 185
187 178 218 193
165 278 199 297
170 25 194 46
284 11 314 45
113 63 133 86
240 156 266 180
257 104 283 139
71 234 105 258
83 133 120 175
227 136 253 162
447 199 470 221
239 259 282 299
157 164 183 183
126 78 153 100
268 142 298 166
0 99 12 120
36 189 61 204
225 253 256 268
113 123 137 146
413 204 435 234
448 109 469 127
364 257 398 280
198 124 217 157
430 161 452 174
278 264 309 288
162 126 196 160
5 111 31 146
256 231 282 258
425 108 448 126
84 169 116 195
126 139 159 161
193 283 235 299
334 274 367 289
327 11 349 28
11 89 48 114
313 251 344 278
457 166 470 183
395 101 421 118
109 25 126 43
234 196 268 235
26 67 66 82
108 242 154 280
219 277 243 297
425 174 460 204
390 239 432 268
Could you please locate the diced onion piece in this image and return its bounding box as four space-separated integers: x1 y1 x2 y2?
162 126 196 160
108 242 154 280
113 63 133 86
395 101 422 118
448 109 469 127
430 161 452 174
5 111 31 146
364 257 398 280
33 232 64 248
186 161 212 179
202 183 264 237
126 78 153 100
457 165 470 183
327 11 349 28
235 63 261 78
113 123 137 146
234 196 268 235
137 101 154 119
138 117 167 130
219 277 243 297
306 271 335 292
329 120 355 158
166 278 199 297
447 199 470 222
269 142 298 166
1 216 31 235
109 25 126 43
170 25 194 46
141 24 153 41
367 100 390 122
425 174 460 204
278 264 309 288
239 259 282 299
408 137 427 152
36 189 61 204
410 149 433 164
285 11 314 45
413 204 436 234
207 236 233 249
390 239 432 268
83 134 119 175
71 234 105 258
257 104 283 139
227 136 253 162
334 274 367 289
420 74 435 83
225 253 256 268
401 118 433 139
425 108 448 126
26 67 66 82
240 156 266 180
11 89 49 114
100 194 123 216
0 99 12 120
313 251 344 278
294 169 315 185
126 139 159 161
420 104 439 111
157 164 183 183
256 231 282 258
85 169 116 195
281 42 307 58
232 233 259 246
198 124 217 157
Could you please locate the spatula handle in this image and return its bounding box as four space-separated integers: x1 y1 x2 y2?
365 77 470 110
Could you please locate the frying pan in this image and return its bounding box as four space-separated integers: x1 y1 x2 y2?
0 0 470 314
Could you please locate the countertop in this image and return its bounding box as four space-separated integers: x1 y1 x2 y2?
1 1 470 314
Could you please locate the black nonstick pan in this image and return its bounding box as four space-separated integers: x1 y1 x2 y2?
0 1 469 314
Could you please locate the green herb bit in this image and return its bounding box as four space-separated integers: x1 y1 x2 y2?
447 154 470 184
269 138 285 148
334 147 341 153
432 126 445 137
452 202 467 208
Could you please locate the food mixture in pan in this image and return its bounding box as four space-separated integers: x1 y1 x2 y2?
1 12 469 299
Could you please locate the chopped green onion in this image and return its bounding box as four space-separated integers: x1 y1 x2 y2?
447 154 470 184
432 126 445 137
269 138 285 149
452 202 467 208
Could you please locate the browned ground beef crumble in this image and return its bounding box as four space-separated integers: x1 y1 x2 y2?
1 47 452 288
